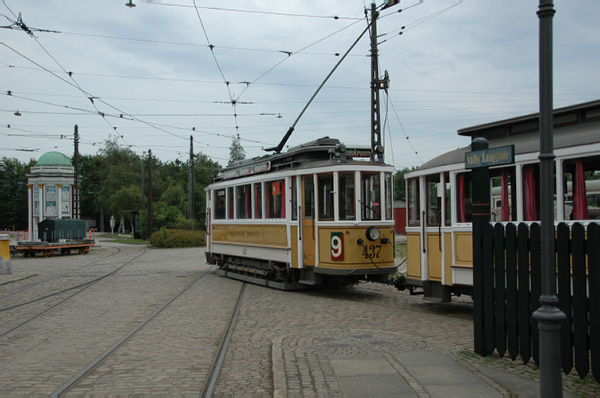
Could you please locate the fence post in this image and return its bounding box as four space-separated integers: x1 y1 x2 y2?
0 234 12 275
471 137 490 355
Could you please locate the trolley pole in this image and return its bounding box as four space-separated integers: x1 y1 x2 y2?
533 1 565 396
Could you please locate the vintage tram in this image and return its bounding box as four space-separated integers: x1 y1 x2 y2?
205 137 397 289
401 99 600 302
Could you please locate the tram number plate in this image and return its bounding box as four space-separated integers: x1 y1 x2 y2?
362 245 381 259
331 232 344 261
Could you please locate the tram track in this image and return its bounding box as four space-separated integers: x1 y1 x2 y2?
0 246 123 300
49 268 247 397
0 247 148 338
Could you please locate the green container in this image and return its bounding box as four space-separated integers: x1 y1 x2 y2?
38 219 87 242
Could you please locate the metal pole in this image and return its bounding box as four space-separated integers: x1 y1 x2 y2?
73 125 80 219
148 149 153 236
189 135 195 220
533 1 565 396
370 2 384 163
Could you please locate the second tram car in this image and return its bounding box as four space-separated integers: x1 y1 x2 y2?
401 100 600 302
205 137 396 289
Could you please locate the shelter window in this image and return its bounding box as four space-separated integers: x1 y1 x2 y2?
361 172 381 220
266 179 285 219
318 173 334 220
215 189 226 220
407 178 420 226
236 184 251 219
338 172 355 220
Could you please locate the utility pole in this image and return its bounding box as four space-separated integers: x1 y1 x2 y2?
147 149 153 236
188 135 195 220
140 152 145 210
73 125 80 219
369 1 389 164
533 1 565 396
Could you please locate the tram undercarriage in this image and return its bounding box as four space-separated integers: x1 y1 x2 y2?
208 252 392 290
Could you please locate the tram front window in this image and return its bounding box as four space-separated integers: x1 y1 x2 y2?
339 172 355 220
385 173 393 220
215 189 226 219
361 172 381 220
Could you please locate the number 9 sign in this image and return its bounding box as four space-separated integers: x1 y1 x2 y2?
331 232 344 261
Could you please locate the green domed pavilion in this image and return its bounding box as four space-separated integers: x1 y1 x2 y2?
26 152 76 241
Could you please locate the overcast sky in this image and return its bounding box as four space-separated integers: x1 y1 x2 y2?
2 1 599 170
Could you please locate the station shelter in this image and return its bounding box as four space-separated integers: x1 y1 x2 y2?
26 151 75 241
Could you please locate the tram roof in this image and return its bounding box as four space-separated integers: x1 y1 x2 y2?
212 136 391 183
414 99 600 173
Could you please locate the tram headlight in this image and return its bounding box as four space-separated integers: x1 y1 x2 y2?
366 226 380 241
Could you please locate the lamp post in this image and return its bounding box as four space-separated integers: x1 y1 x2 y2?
532 1 565 396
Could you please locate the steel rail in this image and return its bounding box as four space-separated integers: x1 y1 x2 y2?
202 282 247 396
50 266 213 398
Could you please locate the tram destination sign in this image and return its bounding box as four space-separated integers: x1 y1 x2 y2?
465 145 515 169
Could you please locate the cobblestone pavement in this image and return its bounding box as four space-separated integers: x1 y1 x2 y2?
1 241 598 397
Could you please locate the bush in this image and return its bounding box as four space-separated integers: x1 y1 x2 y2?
149 229 206 248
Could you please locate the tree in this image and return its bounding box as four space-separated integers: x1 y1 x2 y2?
393 167 413 201
228 134 246 166
0 157 34 230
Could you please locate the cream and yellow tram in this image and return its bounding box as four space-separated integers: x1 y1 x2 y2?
205 137 396 289
402 100 600 302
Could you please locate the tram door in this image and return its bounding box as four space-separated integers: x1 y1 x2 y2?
302 175 316 266
425 175 443 281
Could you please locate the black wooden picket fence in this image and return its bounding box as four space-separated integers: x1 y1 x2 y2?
473 221 600 382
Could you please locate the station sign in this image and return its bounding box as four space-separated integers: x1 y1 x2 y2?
465 145 515 169
218 161 271 180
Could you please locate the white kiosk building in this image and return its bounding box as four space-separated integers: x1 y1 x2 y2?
26 151 75 241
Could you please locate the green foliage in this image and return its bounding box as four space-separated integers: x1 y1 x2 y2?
0 157 35 230
393 167 415 201
149 228 206 248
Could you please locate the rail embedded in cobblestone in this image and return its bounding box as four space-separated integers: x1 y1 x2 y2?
50 265 214 398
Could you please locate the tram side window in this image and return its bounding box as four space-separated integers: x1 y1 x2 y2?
304 176 315 219
227 187 234 219
318 173 334 220
236 184 251 219
426 175 441 226
291 177 298 221
339 172 355 220
361 172 381 220
490 167 515 222
385 173 393 220
254 183 262 219
444 173 452 226
266 179 286 219
215 189 226 220
523 164 540 221
456 172 473 223
407 178 420 226
563 156 600 220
